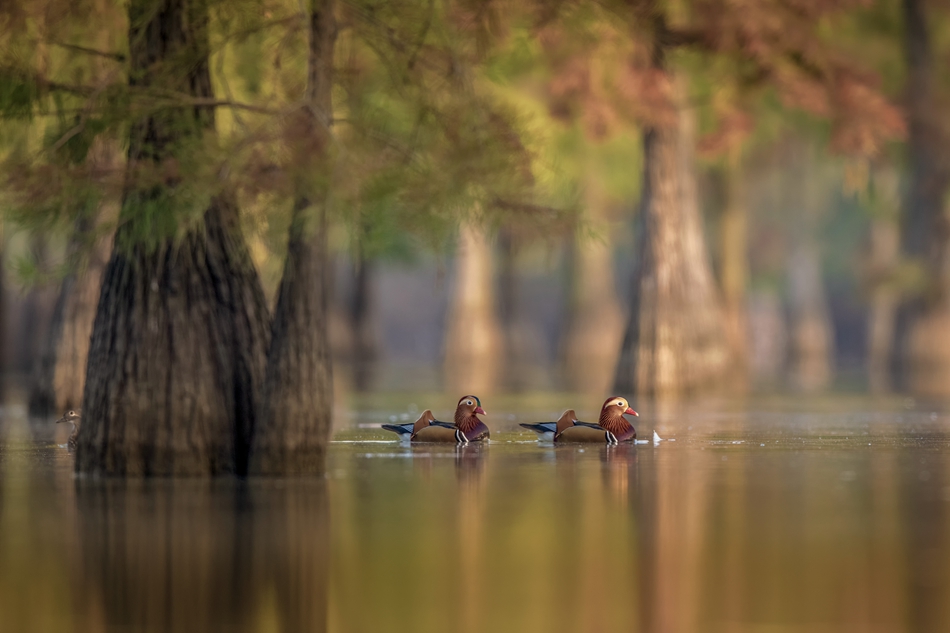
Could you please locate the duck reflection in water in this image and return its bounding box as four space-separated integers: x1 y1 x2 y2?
74 477 329 633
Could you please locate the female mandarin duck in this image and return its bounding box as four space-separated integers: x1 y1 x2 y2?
56 409 81 451
553 396 638 444
382 395 489 444
520 409 603 442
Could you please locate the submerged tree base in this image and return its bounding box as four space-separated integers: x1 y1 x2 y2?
76 198 269 477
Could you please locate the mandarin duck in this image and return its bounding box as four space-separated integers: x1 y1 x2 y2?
519 409 604 442
554 396 638 444
383 395 489 444
56 409 81 451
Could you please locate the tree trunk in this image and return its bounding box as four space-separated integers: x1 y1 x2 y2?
717 154 749 379
784 141 834 392
562 190 624 394
498 229 548 390
865 215 900 393
249 0 335 475
614 68 729 397
350 241 378 392
444 223 502 394
898 0 950 395
75 0 270 476
29 140 118 417
785 240 834 391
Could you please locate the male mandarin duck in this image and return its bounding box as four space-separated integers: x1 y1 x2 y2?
56 409 81 451
519 409 603 442
382 395 489 444
554 396 638 444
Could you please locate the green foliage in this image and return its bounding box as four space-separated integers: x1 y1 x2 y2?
0 72 38 120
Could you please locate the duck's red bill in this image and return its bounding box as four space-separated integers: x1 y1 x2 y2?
625 407 638 416
475 406 486 415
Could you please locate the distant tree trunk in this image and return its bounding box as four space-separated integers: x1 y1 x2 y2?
444 223 502 394
76 0 270 476
785 241 834 391
898 0 950 395
350 239 378 392
563 191 624 394
717 154 749 379
865 209 900 392
249 0 334 475
614 54 729 397
498 229 547 390
784 141 834 392
28 141 118 417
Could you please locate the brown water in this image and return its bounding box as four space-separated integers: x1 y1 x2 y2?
3 395 950 633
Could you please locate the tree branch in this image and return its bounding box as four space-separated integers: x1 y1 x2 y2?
51 41 126 62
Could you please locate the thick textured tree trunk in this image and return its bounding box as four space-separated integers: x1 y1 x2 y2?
75 0 270 476
614 70 729 397
29 141 118 417
563 191 624 394
249 0 334 475
444 223 503 394
898 0 950 395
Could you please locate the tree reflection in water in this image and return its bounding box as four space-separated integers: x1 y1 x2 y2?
74 478 329 633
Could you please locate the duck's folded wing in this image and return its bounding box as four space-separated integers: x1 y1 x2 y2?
519 422 557 434
556 425 614 443
573 421 605 430
431 420 456 429
382 422 415 436
411 426 463 443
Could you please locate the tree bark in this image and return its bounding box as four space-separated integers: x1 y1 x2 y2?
444 223 503 395
75 0 270 476
898 0 950 395
248 0 335 475
614 67 729 397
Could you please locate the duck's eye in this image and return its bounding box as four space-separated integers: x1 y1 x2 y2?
465 400 473 406
68 411 75 416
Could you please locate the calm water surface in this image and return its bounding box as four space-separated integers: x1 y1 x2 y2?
2 395 950 633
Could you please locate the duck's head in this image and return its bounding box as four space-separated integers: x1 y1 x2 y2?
600 397 637 419
455 395 486 418
56 409 82 426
